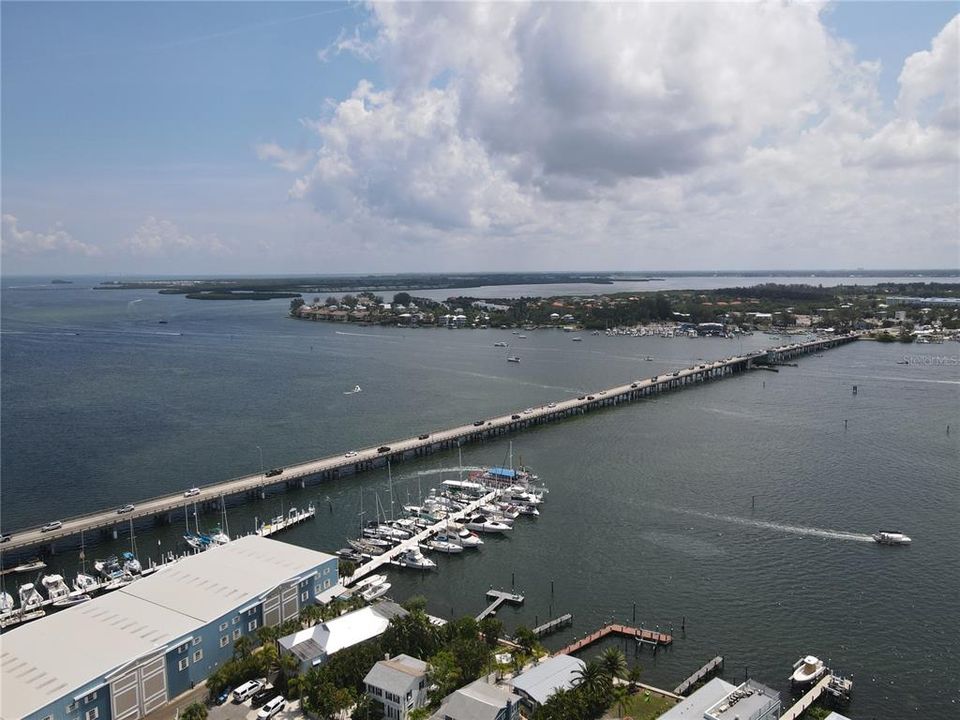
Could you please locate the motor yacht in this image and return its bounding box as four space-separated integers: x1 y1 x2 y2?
73 573 99 594
18 583 44 611
448 525 483 547
0 591 14 614
425 534 464 554
42 574 90 607
873 530 912 545
397 548 436 570
790 656 827 686
464 514 512 533
121 551 142 574
360 581 391 602
11 558 46 574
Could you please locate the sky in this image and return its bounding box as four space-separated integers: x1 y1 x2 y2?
2 1 958 276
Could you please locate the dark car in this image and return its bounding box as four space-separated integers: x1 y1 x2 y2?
265 468 284 477
378 446 391 453
630 383 638 388
212 688 230 706
577 396 586 400
587 395 595 400
418 433 430 440
511 414 521 420
250 686 278 708
473 420 484 426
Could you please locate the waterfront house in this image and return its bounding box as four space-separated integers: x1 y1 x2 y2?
278 601 408 673
508 654 584 710
1 536 337 720
658 678 780 720
429 678 521 720
363 653 430 720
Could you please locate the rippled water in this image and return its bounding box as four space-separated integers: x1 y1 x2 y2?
2 279 958 718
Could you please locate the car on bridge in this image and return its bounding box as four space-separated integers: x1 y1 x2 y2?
511 414 521 420
116 504 135 514
378 446 391 453
265 468 284 477
41 520 62 533
548 402 556 408
418 433 430 440
473 420 485 426
183 487 200 497
344 451 358 458
0 533 11 543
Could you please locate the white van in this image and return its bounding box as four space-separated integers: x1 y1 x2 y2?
257 696 286 719
232 680 263 703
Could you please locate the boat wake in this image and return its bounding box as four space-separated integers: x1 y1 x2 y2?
666 507 874 543
395 466 484 481
335 330 400 340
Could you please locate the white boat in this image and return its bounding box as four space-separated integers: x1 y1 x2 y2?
494 342 508 347
448 525 483 547
354 574 388 590
73 573 99 594
121 552 142 574
425 534 464 554
343 385 362 395
464 514 512 533
0 591 14 614
18 583 44 611
348 539 386 556
42 574 90 607
403 505 445 522
208 527 230 545
873 530 912 545
441 479 486 497
572 337 582 342
790 656 827 686
360 581 391 602
397 548 436 570
11 558 46 574
507 356 520 363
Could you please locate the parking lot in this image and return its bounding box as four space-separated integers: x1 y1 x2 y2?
208 697 303 720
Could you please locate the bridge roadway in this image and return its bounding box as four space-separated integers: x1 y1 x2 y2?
1 333 857 554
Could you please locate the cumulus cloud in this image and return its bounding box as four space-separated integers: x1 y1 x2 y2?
262 3 959 268
123 216 228 257
255 142 313 172
1 214 101 256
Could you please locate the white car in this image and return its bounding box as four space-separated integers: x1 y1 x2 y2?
523 408 534 414
183 488 200 497
547 402 556 408
41 520 63 533
257 696 286 719
232 680 263 703
344 451 358 458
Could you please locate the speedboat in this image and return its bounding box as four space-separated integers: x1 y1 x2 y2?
336 548 364 563
73 573 99 594
0 591 14 614
507 356 520 363
494 342 508 347
397 548 436 570
360 581 391 602
790 656 827 686
354 574 388 590
208 527 230 545
425 534 463 554
18 583 44 611
343 385 362 394
42 574 90 607
11 558 46 574
464 514 512 533
403 505 445 523
448 525 483 547
479 505 515 525
121 551 142 574
873 530 912 545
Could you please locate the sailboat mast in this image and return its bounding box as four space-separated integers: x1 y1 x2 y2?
388 461 395 522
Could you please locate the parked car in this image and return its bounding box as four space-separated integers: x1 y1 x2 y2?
183 488 200 497
232 680 263 703
257 696 286 719
378 446 391 453
212 688 230 706
250 686 278 708
41 521 62 533
117 504 135 514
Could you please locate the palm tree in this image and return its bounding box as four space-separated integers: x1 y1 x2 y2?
573 659 608 698
610 683 629 719
626 664 643 694
600 647 627 684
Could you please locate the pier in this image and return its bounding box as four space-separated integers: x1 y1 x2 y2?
1 333 858 556
532 613 573 638
256 503 316 538
476 590 525 621
555 623 673 656
674 656 724 696
779 675 833 720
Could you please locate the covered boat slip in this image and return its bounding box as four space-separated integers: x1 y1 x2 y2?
0 536 336 720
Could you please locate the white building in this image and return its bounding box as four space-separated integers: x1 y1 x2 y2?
509 654 584 709
658 678 780 720
363 654 429 720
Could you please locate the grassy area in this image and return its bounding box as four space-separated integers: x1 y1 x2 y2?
604 691 678 720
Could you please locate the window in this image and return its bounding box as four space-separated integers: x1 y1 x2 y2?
232 616 240 625
192 637 201 646
233 628 241 640
178 658 189 671
85 709 99 720
300 591 308 602
66 701 79 712
85 692 97 703
219 622 228 631
220 635 229 648
193 649 203 662
248 620 258 631
323 579 331 589
41 716 53 720
178 644 188 654
323 566 330 575
247 607 257 616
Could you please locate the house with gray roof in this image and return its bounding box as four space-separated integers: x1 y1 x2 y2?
429 678 520 720
363 654 429 720
508 654 584 708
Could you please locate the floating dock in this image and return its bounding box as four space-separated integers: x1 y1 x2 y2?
476 590 525 621
674 656 724 696
256 504 316 538
555 623 673 656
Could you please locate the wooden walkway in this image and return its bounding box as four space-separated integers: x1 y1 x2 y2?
555 623 672 656
780 675 832 720
532 613 573 638
674 656 724 696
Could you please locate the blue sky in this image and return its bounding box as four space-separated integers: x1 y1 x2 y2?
2 2 958 274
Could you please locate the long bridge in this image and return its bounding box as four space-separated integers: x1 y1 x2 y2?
0 333 857 555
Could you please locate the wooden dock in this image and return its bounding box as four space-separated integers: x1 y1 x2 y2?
532 613 573 638
476 590 525 621
256 503 315 538
674 656 724 696
555 623 672 656
780 675 832 720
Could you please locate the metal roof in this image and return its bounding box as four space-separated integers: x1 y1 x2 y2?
657 678 737 720
279 602 406 661
363 654 428 696
510 654 584 705
432 678 520 720
0 536 334 720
